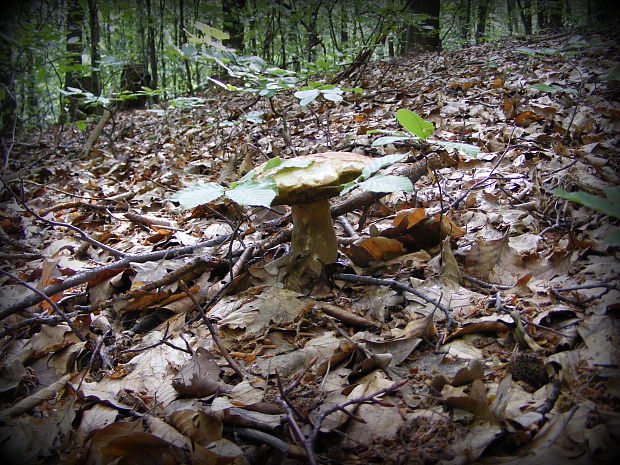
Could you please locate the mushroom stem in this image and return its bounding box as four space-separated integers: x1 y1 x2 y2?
284 199 338 291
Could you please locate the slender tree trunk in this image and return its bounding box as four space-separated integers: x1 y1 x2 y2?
158 0 166 94
460 0 471 42
63 0 85 123
87 0 101 98
515 0 532 34
301 0 323 62
178 0 193 92
146 0 158 90
475 0 489 43
507 0 513 34
340 2 348 45
136 0 147 64
222 0 246 51
403 0 441 52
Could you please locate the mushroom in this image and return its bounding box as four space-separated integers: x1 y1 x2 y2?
256 152 372 292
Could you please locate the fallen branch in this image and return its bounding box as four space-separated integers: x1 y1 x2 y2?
0 234 232 320
82 108 112 157
333 273 455 329
0 269 86 341
330 158 442 218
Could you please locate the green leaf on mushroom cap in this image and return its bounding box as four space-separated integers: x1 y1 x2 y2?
225 178 278 207
357 174 414 193
171 183 226 209
361 153 408 179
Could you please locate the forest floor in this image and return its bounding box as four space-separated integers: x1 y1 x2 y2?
1 31 619 465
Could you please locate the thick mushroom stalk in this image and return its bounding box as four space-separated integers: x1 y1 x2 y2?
256 152 373 293
285 199 338 291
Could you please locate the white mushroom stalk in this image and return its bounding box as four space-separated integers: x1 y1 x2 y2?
256 152 374 292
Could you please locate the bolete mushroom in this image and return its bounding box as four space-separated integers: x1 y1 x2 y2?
256 152 373 292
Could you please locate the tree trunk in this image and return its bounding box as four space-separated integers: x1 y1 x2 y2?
515 0 532 34
146 0 158 91
63 0 85 123
403 0 441 52
475 0 489 43
587 0 618 26
222 0 246 51
178 0 193 93
340 2 349 45
460 0 472 42
87 0 101 98
301 0 323 62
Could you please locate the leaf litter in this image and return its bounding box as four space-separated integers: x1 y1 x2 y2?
1 32 619 464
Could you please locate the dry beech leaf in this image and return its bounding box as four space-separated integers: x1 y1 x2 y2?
172 347 232 397
168 409 222 446
446 320 513 342
393 208 426 232
346 237 405 266
444 379 497 423
441 236 462 284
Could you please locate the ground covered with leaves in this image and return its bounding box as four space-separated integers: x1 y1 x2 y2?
1 32 619 465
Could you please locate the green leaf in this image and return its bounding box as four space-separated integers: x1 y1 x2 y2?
75 120 87 131
243 110 265 123
551 188 620 219
171 183 225 209
604 186 620 206
434 140 481 158
371 135 414 147
263 158 283 171
225 178 278 207
321 89 343 102
396 109 434 139
339 180 358 196
231 169 258 187
530 84 577 94
277 158 314 171
357 175 414 193
361 153 407 179
602 229 620 247
294 89 320 106
195 22 229 41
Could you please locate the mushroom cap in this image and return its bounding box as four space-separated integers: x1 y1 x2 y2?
257 152 372 205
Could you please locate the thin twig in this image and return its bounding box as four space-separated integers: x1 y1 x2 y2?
275 371 318 465
0 234 232 319
1 176 126 258
179 280 244 379
0 268 86 341
333 273 455 329
309 379 408 448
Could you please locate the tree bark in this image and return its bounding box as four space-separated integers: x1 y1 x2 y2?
63 0 85 123
146 0 158 90
403 0 441 52
222 0 246 51
475 0 489 43
87 0 101 98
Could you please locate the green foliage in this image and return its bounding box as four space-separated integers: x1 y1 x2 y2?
371 109 481 158
340 154 414 195
396 109 435 139
530 84 577 94
551 187 620 246
294 82 362 106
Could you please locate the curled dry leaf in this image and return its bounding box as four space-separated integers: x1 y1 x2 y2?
172 347 232 397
